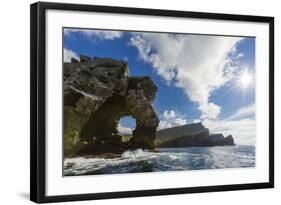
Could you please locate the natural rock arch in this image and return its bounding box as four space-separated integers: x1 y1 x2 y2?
80 77 159 149
63 56 159 155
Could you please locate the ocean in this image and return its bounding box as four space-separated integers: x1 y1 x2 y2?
64 145 255 176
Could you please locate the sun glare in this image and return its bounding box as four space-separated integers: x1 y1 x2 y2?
239 70 252 89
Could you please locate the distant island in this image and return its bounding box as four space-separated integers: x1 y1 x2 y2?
156 123 235 148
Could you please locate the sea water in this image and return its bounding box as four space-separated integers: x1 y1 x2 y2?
64 145 255 176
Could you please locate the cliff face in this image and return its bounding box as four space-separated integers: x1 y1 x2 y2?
157 123 208 143
156 123 235 148
64 56 159 156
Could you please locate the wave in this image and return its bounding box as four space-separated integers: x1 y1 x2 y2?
64 145 255 176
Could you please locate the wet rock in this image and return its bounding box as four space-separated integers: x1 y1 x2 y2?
75 143 128 156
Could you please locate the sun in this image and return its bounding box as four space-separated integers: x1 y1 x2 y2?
238 70 253 89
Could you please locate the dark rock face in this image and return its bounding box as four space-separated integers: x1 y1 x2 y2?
71 57 79 63
125 77 159 149
223 135 235 145
80 55 92 62
157 123 235 148
157 123 208 143
64 56 159 156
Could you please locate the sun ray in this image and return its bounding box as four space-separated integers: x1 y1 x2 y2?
239 70 252 89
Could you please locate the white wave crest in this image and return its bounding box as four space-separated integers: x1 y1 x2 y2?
64 146 255 176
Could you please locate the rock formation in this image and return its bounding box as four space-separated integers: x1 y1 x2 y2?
156 123 235 148
64 56 159 156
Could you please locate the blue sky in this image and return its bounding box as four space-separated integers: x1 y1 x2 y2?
64 28 256 145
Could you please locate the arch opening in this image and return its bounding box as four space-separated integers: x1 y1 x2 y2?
118 116 136 142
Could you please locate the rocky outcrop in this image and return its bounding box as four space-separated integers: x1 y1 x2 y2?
156 123 235 148
222 135 235 145
64 56 159 156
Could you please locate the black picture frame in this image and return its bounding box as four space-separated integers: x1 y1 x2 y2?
30 1 274 203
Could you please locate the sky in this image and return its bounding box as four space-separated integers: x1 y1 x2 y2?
64 28 256 145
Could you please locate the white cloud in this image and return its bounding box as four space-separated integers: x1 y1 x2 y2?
226 103 255 120
203 103 256 145
118 123 133 135
158 110 187 130
193 119 201 123
129 33 243 120
237 52 244 59
64 28 123 40
199 103 221 120
64 48 79 62
163 110 176 120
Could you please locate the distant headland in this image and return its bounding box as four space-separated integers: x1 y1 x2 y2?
156 122 235 148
